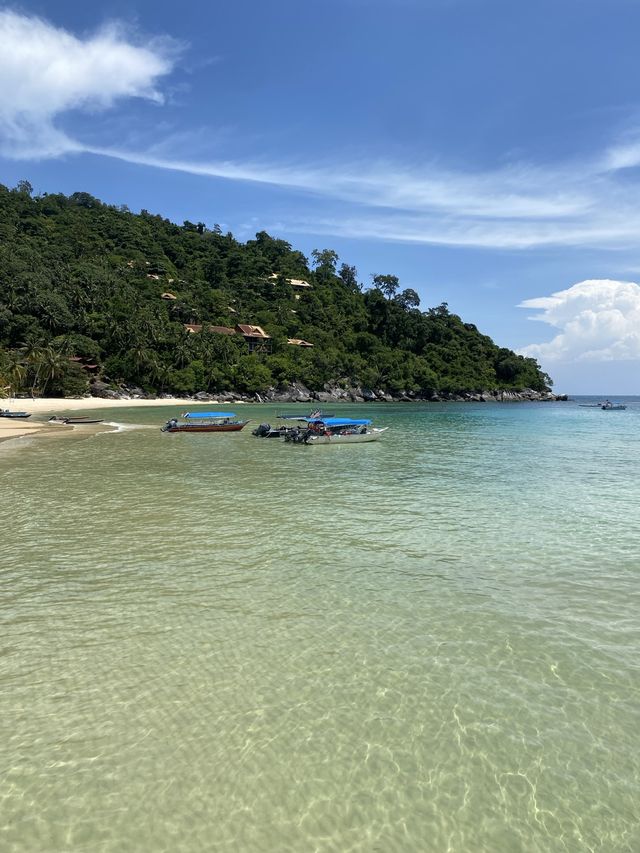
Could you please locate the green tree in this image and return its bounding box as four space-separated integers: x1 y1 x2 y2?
311 249 339 275
395 288 421 310
372 274 400 300
232 356 272 393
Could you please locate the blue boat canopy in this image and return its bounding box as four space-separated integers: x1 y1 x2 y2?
309 417 371 426
181 411 236 419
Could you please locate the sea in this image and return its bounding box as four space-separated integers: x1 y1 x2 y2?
1 398 639 852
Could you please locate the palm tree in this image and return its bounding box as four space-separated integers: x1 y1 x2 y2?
7 351 27 397
19 339 47 398
173 336 193 368
39 346 69 395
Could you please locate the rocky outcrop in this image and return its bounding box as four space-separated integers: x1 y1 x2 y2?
88 379 568 404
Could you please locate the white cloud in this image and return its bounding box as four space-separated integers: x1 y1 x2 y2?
0 10 176 157
82 142 640 251
518 280 640 362
5 11 640 253
88 144 591 219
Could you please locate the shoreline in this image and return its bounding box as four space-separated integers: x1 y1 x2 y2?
0 397 213 442
1 390 570 445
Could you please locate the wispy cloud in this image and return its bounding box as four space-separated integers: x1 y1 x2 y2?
88 144 591 219
4 10 640 251
0 10 177 158
518 280 640 362
80 142 640 250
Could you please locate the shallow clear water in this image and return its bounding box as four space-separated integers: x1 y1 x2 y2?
1 400 639 852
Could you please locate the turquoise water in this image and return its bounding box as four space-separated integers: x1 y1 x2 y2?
1 400 639 852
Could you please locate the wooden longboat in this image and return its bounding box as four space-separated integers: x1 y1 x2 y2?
48 416 104 425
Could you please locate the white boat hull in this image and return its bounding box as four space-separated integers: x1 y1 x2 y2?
579 403 627 410
304 428 387 445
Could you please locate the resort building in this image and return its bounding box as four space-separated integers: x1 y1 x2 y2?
182 323 272 353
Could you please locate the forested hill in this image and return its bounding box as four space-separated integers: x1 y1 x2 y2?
0 181 552 399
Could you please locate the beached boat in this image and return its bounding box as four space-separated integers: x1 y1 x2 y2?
284 416 387 444
0 409 31 418
161 411 249 433
48 416 104 425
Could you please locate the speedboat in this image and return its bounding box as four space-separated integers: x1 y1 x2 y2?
579 402 627 410
252 422 296 438
284 416 387 444
253 411 337 438
161 411 249 433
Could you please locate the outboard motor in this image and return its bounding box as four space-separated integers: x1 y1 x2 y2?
253 423 271 437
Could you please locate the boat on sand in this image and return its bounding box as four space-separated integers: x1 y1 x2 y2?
49 416 104 425
0 409 31 419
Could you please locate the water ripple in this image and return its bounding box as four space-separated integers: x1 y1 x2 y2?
1 401 639 851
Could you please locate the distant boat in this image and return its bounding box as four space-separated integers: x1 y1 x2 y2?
161 411 249 433
0 409 31 419
578 402 627 410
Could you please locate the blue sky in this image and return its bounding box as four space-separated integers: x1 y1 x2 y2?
1 0 640 393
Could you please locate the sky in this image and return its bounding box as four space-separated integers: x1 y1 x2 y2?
1 0 640 393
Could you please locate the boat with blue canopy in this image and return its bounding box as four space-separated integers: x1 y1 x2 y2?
161 411 249 433
282 415 387 444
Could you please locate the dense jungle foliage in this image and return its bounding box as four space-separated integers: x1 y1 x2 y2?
0 181 551 397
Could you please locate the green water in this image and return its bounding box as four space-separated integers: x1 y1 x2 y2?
1 401 639 852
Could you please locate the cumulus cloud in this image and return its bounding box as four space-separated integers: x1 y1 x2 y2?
0 10 176 157
519 280 640 362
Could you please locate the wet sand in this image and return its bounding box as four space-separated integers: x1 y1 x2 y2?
0 397 223 443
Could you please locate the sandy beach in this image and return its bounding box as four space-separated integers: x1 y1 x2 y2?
0 397 227 442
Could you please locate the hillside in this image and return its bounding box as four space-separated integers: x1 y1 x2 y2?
0 181 552 400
